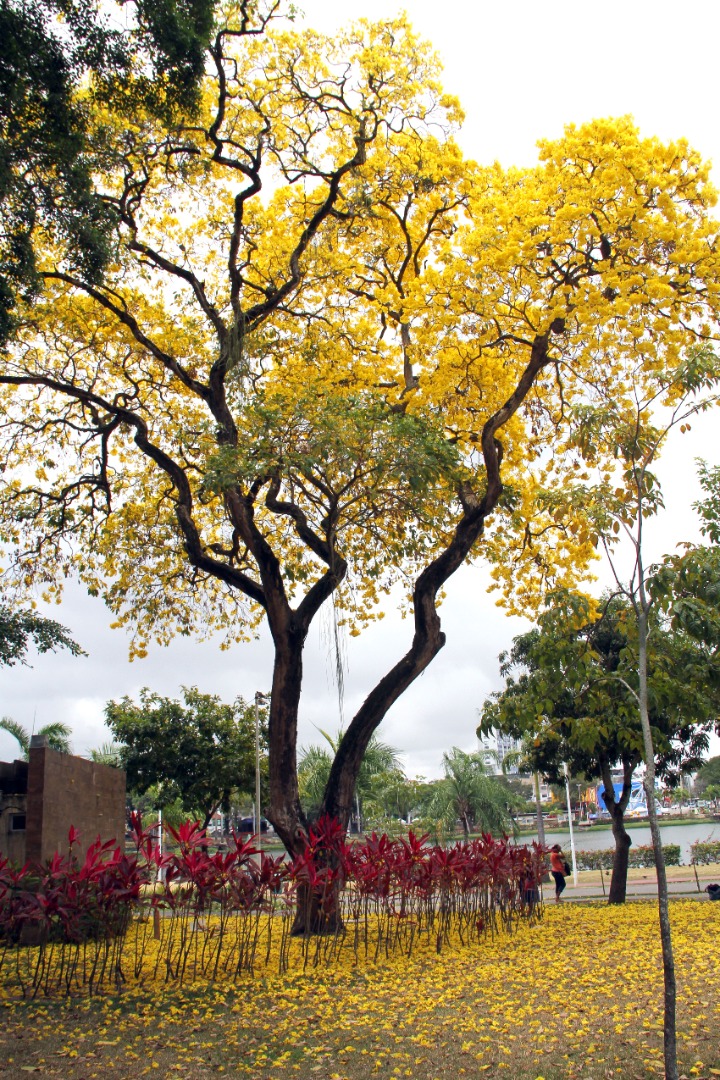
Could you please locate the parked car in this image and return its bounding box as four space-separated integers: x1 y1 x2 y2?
236 816 269 834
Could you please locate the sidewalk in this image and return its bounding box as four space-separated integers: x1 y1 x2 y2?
551 865 720 903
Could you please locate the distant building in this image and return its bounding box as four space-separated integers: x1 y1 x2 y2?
478 730 521 775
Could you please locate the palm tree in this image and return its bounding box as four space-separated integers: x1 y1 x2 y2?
0 716 72 759
426 747 523 840
298 744 334 816
298 730 404 828
89 742 122 766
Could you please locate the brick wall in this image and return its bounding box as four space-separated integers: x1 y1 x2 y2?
25 745 126 863
0 759 29 863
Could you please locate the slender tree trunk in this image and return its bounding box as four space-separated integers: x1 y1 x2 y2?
638 605 677 1080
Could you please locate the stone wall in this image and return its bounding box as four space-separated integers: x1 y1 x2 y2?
0 759 29 864
0 741 126 865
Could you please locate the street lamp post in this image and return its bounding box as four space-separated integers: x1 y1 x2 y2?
564 761 578 887
254 692 268 845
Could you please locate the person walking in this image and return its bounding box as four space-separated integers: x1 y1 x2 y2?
549 843 568 902
520 868 540 913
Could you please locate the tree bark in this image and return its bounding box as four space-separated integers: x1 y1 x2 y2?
607 805 632 904
637 604 678 1080
264 617 309 858
321 330 557 829
599 758 635 905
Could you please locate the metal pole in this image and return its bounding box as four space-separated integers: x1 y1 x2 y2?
534 772 546 847
254 692 262 846
564 762 578 886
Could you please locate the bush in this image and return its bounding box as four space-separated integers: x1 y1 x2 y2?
0 828 145 948
0 817 549 997
574 844 681 870
690 840 720 865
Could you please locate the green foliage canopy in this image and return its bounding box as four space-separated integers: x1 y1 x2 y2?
480 591 717 793
105 685 264 827
0 716 72 758
0 0 227 344
0 605 85 667
298 730 404 825
694 755 720 796
425 747 523 840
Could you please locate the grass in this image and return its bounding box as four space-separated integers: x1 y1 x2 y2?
567 862 720 891
1 900 719 1080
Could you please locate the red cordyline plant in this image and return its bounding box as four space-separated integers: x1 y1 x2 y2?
0 825 150 996
0 817 549 997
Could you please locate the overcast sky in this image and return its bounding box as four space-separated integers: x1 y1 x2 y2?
1 0 719 777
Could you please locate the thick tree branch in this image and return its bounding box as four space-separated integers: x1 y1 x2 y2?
41 273 212 402
323 328 558 823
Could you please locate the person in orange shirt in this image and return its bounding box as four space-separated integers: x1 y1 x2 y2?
549 844 567 902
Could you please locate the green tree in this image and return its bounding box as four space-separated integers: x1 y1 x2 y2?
105 686 264 828
298 731 404 830
0 605 85 666
362 772 431 831
88 741 122 766
651 464 720 672
481 592 714 904
424 747 522 841
694 756 720 796
0 0 233 345
0 716 72 757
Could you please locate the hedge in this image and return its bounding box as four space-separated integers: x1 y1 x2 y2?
0 817 549 996
689 840 720 865
573 844 681 870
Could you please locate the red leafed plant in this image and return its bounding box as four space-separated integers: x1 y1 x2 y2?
0 817 549 996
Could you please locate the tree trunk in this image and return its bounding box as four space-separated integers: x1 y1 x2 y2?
264 632 347 936
637 605 677 1080
290 870 345 936
264 619 308 858
607 805 632 904
600 758 635 905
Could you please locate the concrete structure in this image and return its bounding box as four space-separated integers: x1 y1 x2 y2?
0 757 29 864
478 729 522 775
0 736 126 865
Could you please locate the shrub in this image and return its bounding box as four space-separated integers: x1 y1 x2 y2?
0 817 549 996
574 844 681 870
690 840 720 865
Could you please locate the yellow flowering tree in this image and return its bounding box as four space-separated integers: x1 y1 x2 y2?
1 2 720 881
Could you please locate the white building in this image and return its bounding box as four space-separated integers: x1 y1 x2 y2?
478 730 521 775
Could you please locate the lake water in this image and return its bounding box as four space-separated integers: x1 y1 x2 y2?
520 820 720 864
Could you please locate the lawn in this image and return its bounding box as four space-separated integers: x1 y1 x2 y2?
1 900 719 1080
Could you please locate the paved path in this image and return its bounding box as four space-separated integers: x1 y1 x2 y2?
549 874 720 903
